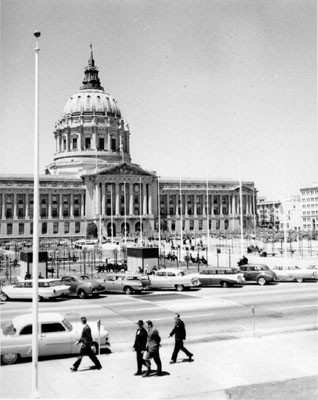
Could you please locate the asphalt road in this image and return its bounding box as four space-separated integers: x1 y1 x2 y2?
1 282 317 351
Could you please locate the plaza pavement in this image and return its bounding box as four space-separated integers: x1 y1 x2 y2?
1 329 317 400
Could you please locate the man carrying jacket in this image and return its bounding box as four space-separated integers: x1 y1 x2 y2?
133 320 148 375
169 313 193 363
143 320 162 376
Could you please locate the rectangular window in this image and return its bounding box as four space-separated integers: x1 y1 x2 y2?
30 222 33 235
53 222 59 234
73 195 81 217
85 137 91 149
7 223 13 235
17 194 25 219
52 194 59 218
5 194 13 219
111 138 116 151
42 222 47 235
99 138 104 150
19 223 24 235
63 195 70 217
40 194 48 218
75 221 81 233
72 138 78 150
64 222 69 234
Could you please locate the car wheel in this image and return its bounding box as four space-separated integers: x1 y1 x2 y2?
91 341 99 354
2 353 20 365
38 295 43 302
257 277 267 286
0 292 9 301
176 284 184 292
78 290 87 299
296 277 303 283
124 286 133 295
220 281 229 288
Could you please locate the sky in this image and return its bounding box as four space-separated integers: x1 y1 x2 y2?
1 0 317 199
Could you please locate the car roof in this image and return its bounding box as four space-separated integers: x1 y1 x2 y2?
157 268 184 273
12 312 65 328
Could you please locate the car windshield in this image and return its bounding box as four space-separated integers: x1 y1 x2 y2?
80 275 90 280
63 319 73 331
49 280 65 286
2 321 17 335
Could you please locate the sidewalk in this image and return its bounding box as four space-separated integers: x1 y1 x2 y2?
1 330 318 399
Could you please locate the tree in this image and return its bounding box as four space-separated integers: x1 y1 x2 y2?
86 222 97 239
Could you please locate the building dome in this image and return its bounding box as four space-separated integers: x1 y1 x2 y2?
46 45 131 176
62 90 121 117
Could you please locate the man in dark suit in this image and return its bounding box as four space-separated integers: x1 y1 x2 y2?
169 313 193 363
133 320 148 375
143 320 162 376
70 317 102 371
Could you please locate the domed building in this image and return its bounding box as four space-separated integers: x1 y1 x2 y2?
0 47 257 240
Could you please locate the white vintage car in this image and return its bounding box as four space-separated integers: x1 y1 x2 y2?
1 312 111 365
0 279 70 301
149 268 200 291
271 265 318 283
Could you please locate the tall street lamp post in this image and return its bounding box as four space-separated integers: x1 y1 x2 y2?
32 30 41 399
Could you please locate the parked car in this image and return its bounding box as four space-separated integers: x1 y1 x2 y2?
1 312 110 365
271 265 318 283
196 267 245 287
149 268 200 291
60 275 105 298
239 264 277 286
0 279 70 301
104 273 150 294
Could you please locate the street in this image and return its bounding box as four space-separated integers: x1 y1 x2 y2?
1 282 317 352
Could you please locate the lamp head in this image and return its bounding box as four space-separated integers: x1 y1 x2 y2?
34 31 41 38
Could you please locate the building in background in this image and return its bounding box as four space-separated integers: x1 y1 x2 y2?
257 196 302 231
0 48 257 240
300 185 318 231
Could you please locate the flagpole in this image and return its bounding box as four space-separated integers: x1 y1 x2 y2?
157 177 161 253
179 178 183 257
206 175 209 265
239 160 244 257
139 178 143 244
32 30 40 399
110 185 113 243
124 181 127 245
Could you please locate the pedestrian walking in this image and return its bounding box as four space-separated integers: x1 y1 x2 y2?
143 320 162 376
70 317 102 372
169 313 193 363
133 320 147 375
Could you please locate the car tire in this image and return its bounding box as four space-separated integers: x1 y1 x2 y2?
0 292 9 301
296 277 303 283
124 286 133 295
257 277 267 286
78 290 87 299
220 281 229 288
38 295 43 302
176 284 184 292
1 353 20 365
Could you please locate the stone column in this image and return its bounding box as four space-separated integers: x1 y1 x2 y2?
211 194 214 216
48 193 52 218
13 193 17 219
184 194 188 216
101 183 106 215
143 183 147 215
70 194 74 218
194 195 197 217
25 194 29 219
95 184 100 216
59 194 63 218
115 183 120 216
81 194 85 216
232 195 235 216
129 183 133 215
148 183 153 215
176 193 179 216
203 195 206 216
